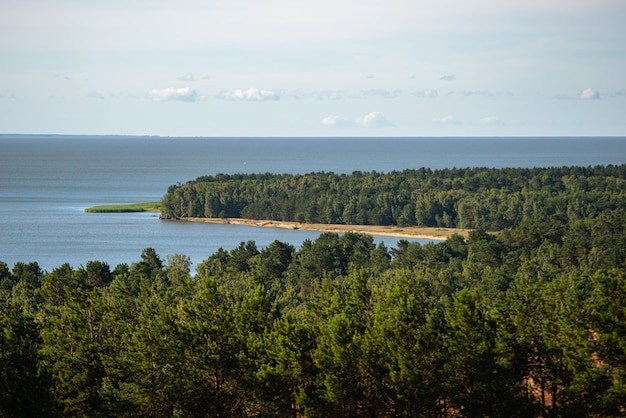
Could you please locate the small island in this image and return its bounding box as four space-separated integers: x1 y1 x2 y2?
84 202 161 213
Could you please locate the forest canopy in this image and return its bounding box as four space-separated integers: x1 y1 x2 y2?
2 163 626 417
160 164 626 230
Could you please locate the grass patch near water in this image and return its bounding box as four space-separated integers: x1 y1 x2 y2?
85 202 161 213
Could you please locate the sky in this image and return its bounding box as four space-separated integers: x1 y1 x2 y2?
1 0 625 137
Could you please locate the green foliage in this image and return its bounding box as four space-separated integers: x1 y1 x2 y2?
0 297 55 416
161 165 626 230
3 164 626 416
84 201 161 213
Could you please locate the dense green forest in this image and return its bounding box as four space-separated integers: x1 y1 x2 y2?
161 165 626 230
2 164 626 417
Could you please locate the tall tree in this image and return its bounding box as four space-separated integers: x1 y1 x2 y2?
39 264 106 415
0 297 55 416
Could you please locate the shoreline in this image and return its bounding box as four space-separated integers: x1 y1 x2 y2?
179 217 469 240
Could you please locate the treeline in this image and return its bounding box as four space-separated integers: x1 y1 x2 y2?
2 208 626 416
161 165 626 230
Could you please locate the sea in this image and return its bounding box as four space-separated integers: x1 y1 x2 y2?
1 135 625 273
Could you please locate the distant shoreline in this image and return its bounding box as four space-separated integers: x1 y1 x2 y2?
180 217 468 240
85 202 161 213
3 133 626 139
84 203 467 240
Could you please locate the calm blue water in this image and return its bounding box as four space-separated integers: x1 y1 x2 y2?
1 136 625 272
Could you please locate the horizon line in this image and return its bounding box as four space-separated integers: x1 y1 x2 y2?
2 133 625 139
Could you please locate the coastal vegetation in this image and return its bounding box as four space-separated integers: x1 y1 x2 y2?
1 164 626 416
84 202 161 213
160 164 626 231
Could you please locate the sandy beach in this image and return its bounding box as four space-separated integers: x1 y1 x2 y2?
181 217 469 240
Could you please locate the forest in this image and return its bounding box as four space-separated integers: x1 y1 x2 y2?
160 165 626 230
1 164 626 417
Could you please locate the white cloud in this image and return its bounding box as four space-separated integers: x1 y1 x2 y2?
439 75 456 81
580 88 600 100
148 87 200 102
479 115 504 126
433 115 462 125
413 89 438 98
355 111 393 128
217 88 283 101
321 115 354 128
176 73 195 82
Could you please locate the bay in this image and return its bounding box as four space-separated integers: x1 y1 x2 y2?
1 135 625 272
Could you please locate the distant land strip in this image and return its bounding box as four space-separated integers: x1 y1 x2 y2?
84 202 161 213
181 217 469 240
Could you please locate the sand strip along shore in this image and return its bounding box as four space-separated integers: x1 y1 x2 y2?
180 217 469 240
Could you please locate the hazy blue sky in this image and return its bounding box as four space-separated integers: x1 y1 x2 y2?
1 0 625 136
